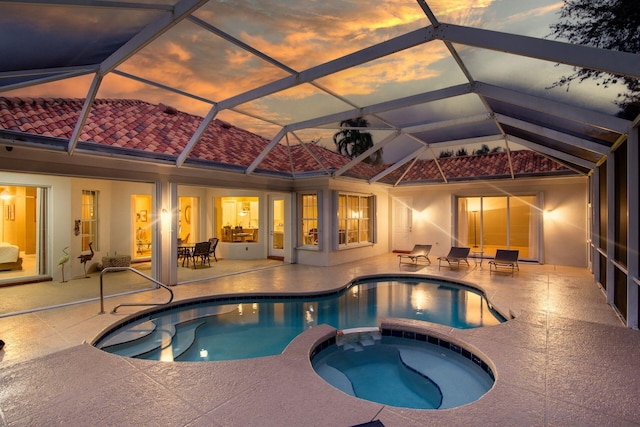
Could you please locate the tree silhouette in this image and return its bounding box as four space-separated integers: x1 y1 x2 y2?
473 144 490 155
333 117 382 165
549 0 639 118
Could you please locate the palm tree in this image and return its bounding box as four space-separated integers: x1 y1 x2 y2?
333 117 382 165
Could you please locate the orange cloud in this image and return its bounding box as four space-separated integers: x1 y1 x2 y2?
504 2 563 27
3 0 501 138
166 41 193 62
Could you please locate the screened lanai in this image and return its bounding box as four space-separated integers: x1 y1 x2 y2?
0 0 635 172
0 0 638 327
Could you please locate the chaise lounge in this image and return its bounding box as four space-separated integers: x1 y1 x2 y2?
398 244 432 266
438 246 471 269
489 249 520 276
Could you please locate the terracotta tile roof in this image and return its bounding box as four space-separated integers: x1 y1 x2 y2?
0 97 572 182
381 150 572 184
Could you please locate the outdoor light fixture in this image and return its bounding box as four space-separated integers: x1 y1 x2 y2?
0 189 12 200
160 208 170 228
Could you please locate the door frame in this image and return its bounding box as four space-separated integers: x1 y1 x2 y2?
268 194 285 259
392 196 413 251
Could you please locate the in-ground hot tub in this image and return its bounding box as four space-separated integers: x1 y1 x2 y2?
311 327 495 409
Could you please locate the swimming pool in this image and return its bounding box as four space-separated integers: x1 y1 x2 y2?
95 276 505 361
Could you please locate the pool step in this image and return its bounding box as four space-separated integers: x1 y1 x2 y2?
99 308 222 360
337 327 381 352
314 364 355 396
171 320 206 359
97 320 157 348
398 347 494 409
100 321 176 358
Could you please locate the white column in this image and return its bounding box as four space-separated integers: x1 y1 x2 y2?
154 179 178 286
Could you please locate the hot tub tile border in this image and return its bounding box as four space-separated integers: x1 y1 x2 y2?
380 327 494 380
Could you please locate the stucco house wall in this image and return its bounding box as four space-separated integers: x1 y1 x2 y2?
1 172 71 282
1 170 588 288
294 178 391 268
389 176 588 267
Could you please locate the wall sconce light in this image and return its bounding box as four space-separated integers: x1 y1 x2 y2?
0 188 12 200
161 208 170 224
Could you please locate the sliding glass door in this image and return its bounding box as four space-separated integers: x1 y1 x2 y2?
0 185 47 283
457 195 540 260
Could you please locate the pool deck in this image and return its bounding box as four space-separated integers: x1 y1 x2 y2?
0 253 638 426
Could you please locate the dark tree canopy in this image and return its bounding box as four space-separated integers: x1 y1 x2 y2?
473 144 490 155
550 0 640 118
333 117 382 165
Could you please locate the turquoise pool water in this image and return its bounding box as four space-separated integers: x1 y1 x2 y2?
95 276 505 361
312 335 494 409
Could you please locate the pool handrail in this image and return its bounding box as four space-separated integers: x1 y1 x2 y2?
99 266 174 314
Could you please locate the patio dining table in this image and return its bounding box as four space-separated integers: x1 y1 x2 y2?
178 244 195 267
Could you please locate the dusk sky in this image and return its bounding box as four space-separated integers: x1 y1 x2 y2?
0 0 629 161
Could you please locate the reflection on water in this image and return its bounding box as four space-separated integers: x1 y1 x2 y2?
100 277 504 361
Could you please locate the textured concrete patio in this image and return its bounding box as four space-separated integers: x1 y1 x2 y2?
0 253 637 426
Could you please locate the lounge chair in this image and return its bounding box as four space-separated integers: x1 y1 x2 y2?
398 244 432 266
438 246 471 269
489 249 519 276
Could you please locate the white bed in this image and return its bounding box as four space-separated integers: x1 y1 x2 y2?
0 242 22 270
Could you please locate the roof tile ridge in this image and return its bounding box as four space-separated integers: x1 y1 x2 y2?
93 98 154 107
0 96 85 108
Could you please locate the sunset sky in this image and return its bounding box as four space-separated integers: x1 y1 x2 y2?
0 0 629 162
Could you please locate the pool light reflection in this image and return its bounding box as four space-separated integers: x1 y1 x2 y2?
411 289 428 314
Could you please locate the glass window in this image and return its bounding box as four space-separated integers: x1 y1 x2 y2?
216 196 259 242
457 195 539 259
81 190 98 251
0 185 47 281
133 194 152 258
178 196 198 244
483 196 508 250
300 193 319 246
337 192 374 246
